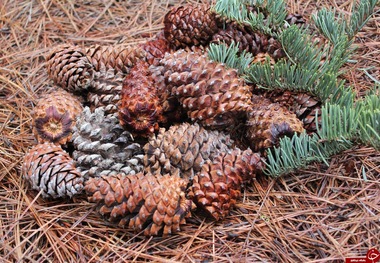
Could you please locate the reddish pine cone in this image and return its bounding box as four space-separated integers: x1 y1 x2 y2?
262 90 321 132
85 171 194 236
158 49 253 129
32 88 83 145
85 44 146 74
119 61 165 136
21 142 84 199
46 44 94 93
246 95 305 151
143 122 234 181
139 34 171 66
164 4 223 49
190 148 264 220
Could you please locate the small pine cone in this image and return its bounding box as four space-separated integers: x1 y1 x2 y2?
85 44 146 74
72 107 144 180
87 69 124 115
32 88 83 145
158 49 253 129
143 122 234 181
246 95 305 151
85 171 194 236
164 4 223 49
189 148 264 220
263 90 321 132
46 44 94 93
119 61 165 137
285 13 306 28
140 35 171 66
21 142 84 199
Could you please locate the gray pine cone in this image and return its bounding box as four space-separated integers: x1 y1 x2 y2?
87 69 124 115
72 107 144 180
22 142 84 199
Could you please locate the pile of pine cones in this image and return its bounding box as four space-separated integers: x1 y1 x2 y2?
22 4 321 236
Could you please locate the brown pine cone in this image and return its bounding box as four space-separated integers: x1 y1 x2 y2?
189 148 264 220
84 44 146 74
46 44 94 93
262 90 321 132
143 122 234 181
85 171 194 236
119 61 165 137
164 4 223 49
246 95 305 151
157 49 253 129
21 142 84 199
212 21 285 59
87 69 124 115
32 88 83 145
72 107 144 180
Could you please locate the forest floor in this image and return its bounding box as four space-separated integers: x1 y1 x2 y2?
0 0 379 262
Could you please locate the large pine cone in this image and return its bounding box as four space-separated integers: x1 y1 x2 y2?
262 90 321 132
189 148 264 220
246 95 305 151
72 107 144 180
85 171 194 236
119 61 165 137
212 21 285 59
143 122 234 181
164 4 223 49
21 142 84 199
32 88 83 145
46 44 94 93
84 44 146 74
87 69 124 115
156 49 253 129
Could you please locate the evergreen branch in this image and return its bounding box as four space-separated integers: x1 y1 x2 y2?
264 132 353 176
207 42 254 74
347 0 379 39
213 0 248 22
312 8 346 45
356 88 380 149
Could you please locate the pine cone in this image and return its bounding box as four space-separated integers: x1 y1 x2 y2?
72 107 144 180
119 61 165 137
164 4 223 49
46 44 94 93
285 13 306 28
85 44 146 74
189 148 264 220
157 49 253 129
212 21 284 59
139 34 171 66
21 142 84 199
262 90 321 132
246 95 305 151
87 69 124 115
32 88 83 145
143 122 234 181
85 171 194 236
